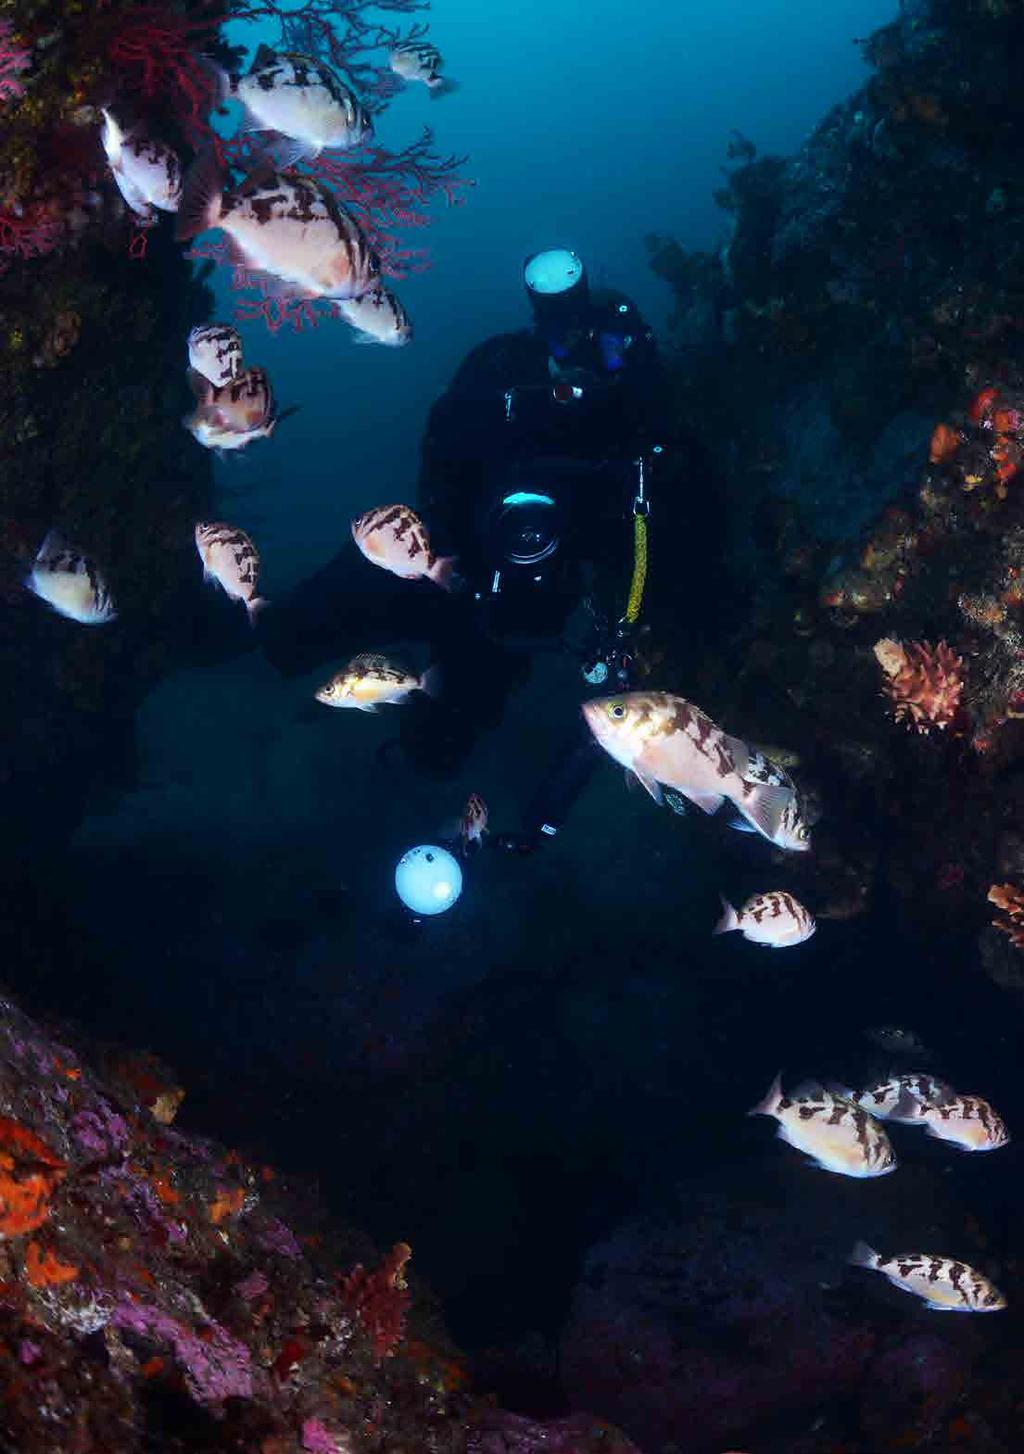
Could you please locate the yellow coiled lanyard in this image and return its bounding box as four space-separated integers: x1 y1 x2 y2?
622 455 650 627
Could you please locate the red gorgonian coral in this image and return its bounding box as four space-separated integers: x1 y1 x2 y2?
106 4 224 146
873 638 965 733
189 0 472 330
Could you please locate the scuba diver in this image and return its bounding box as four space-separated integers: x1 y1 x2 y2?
257 248 710 848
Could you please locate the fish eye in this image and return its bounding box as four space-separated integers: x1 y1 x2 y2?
608 701 627 720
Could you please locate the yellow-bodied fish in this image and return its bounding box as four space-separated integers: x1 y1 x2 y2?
184 366 284 453
850 1073 953 1121
351 504 456 590
891 1089 1010 1151
850 1242 1006 1313
101 110 182 223
187 323 244 387
175 153 379 303
582 692 800 848
337 285 412 347
714 891 815 947
230 46 373 161
749 1073 896 1177
315 654 436 712
195 521 267 622
27 531 116 625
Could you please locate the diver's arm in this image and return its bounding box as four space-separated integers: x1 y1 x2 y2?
500 712 604 850
256 547 462 679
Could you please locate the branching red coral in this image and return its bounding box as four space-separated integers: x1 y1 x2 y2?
988 883 1024 949
873 638 965 733
340 1241 411 1362
235 0 425 102
24 1240 79 1288
107 4 222 145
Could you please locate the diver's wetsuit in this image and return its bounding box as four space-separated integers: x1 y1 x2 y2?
258 287 676 838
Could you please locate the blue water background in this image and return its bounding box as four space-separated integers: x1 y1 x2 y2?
217 0 896 589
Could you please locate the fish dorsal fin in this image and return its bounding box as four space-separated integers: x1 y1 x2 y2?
347 652 395 673
789 1079 828 1102
250 43 279 72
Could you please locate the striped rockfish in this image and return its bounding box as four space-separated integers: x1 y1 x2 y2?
850 1242 1006 1312
581 693 801 848
892 1089 1010 1151
849 1074 953 1121
749 1073 896 1178
187 323 244 388
714 891 815 948
194 522 267 622
336 285 413 347
351 505 456 590
315 653 436 712
175 153 380 303
229 46 373 163
389 39 458 98
732 749 812 851
100 110 182 224
27 531 116 625
184 366 283 453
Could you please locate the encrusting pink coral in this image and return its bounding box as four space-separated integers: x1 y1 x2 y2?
873 638 965 733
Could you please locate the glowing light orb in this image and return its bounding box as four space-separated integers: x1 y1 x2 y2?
394 844 463 916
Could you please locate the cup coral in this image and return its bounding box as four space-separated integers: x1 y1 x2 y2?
873 638 965 733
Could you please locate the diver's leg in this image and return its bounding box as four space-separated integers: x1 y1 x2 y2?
256 550 462 679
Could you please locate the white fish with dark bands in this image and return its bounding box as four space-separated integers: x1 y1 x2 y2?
315 653 436 711
27 531 116 625
581 692 800 848
230 46 373 165
100 110 182 223
184 365 283 453
849 1073 953 1121
714 891 815 948
850 1242 1006 1312
389 40 458 98
891 1089 1010 1151
336 285 412 347
175 152 380 304
187 323 244 387
195 521 267 622
749 1073 896 1178
351 504 456 590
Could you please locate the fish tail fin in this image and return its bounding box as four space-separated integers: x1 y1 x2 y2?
430 554 458 592
890 1087 926 1123
198 56 235 107
246 596 269 626
736 783 796 843
849 1240 881 1271
428 77 460 99
713 896 739 936
175 148 225 241
419 664 442 698
748 1071 784 1118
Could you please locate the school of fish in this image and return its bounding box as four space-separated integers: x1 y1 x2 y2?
27 18 1014 1346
